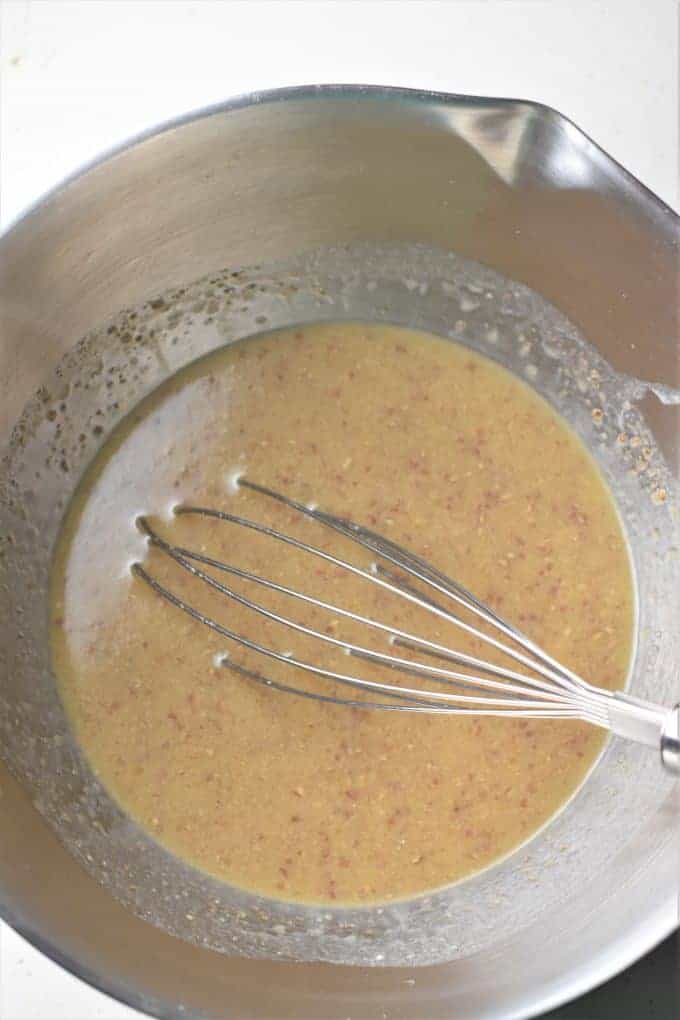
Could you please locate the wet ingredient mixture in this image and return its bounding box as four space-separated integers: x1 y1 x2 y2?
51 322 633 904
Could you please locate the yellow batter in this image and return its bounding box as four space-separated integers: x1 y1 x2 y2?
50 322 633 904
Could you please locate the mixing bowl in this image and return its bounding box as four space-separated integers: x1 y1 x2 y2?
0 86 678 1019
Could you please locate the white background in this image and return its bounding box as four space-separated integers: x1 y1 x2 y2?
0 1 677 1018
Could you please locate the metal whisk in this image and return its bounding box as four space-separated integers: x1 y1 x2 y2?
133 479 680 775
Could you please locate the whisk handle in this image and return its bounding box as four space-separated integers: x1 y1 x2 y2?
660 705 680 776
606 694 680 776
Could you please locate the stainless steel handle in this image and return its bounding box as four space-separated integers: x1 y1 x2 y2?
607 694 680 775
660 705 680 775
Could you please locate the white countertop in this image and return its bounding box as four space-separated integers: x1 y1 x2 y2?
0 2 677 1018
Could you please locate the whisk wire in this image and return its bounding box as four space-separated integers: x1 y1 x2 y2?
238 479 603 698
136 519 600 717
131 478 680 772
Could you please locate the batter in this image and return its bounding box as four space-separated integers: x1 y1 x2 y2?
50 322 633 904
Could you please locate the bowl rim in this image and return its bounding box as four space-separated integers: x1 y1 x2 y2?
1 82 678 243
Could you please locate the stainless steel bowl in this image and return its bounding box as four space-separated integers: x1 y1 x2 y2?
0 86 678 1020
